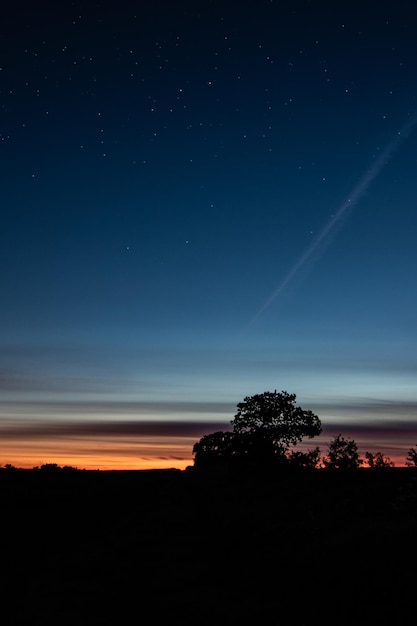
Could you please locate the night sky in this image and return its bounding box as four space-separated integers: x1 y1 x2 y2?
2 0 417 469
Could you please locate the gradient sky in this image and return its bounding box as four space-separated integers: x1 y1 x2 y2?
1 0 417 469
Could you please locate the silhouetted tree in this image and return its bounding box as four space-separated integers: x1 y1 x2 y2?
193 431 235 471
365 451 394 468
193 390 322 470
323 434 362 469
232 390 321 448
405 445 417 467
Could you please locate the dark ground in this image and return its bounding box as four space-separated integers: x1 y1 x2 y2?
1 466 416 625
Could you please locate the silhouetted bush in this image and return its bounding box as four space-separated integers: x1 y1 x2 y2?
365 451 394 468
406 445 417 467
323 434 363 469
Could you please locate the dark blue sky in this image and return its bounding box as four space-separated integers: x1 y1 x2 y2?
1 0 417 468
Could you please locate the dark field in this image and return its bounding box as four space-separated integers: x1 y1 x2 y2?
1 467 416 625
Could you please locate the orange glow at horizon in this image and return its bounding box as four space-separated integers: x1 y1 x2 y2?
0 430 414 470
0 435 197 471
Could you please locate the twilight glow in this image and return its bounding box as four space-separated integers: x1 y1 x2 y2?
1 1 417 469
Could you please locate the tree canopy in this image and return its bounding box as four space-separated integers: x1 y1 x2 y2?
193 390 322 471
192 431 236 471
232 390 322 448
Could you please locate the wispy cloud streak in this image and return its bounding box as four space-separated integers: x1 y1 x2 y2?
0 420 231 440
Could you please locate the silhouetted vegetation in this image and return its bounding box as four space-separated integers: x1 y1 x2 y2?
406 444 417 467
1 393 416 623
365 451 395 468
191 391 416 478
287 445 322 468
0 463 417 625
193 390 322 471
30 463 79 472
322 433 363 469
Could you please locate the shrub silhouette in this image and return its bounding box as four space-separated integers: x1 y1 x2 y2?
365 451 394 468
323 434 362 469
287 446 322 469
405 445 417 467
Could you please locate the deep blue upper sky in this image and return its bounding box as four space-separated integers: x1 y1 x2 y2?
1 0 417 466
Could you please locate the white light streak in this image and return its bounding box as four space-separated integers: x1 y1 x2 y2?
248 114 417 327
